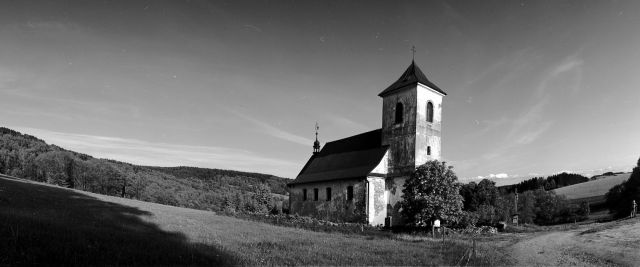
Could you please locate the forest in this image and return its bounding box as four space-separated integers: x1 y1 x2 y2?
461 178 590 226
0 127 289 214
498 172 589 194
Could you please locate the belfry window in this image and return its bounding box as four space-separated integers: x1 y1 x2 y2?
427 146 431 155
395 102 404 124
427 102 434 123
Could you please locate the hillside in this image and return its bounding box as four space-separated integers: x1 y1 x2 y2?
0 175 508 265
553 172 630 208
0 127 290 213
498 172 590 194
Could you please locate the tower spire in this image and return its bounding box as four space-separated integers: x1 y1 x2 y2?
313 122 320 155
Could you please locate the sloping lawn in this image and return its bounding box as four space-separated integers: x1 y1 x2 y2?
0 176 507 266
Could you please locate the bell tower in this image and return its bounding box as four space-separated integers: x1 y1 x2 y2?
378 61 446 176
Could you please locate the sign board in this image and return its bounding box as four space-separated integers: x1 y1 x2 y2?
433 219 440 227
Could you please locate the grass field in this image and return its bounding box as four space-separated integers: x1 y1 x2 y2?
553 173 630 202
0 175 510 266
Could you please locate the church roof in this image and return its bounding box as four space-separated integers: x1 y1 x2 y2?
289 129 388 185
378 61 447 97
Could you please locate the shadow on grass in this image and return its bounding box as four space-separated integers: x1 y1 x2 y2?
0 177 238 266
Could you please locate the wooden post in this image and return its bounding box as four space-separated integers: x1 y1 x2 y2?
442 227 445 243
440 226 445 255
472 238 476 261
432 224 435 238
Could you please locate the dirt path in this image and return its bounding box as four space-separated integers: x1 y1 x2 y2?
510 219 640 266
511 230 604 266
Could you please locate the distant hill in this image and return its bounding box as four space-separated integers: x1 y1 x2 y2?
498 172 590 194
0 126 290 213
553 172 630 210
148 166 287 195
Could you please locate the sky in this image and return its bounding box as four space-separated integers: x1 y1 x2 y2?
1 0 639 183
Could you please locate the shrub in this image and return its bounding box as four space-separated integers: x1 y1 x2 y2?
606 156 640 218
400 160 464 226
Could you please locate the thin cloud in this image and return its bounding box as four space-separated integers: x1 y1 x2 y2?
229 110 313 146
536 54 584 95
506 97 549 140
516 121 553 145
504 55 583 146
10 126 297 177
243 24 262 32
328 115 370 133
470 173 510 180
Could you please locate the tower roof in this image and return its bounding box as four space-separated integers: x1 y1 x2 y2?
378 61 447 97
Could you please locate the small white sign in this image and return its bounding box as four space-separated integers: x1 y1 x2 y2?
433 219 440 227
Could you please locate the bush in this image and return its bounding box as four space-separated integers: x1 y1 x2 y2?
606 156 640 218
400 160 464 226
451 211 479 229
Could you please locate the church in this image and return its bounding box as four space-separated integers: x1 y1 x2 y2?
287 60 446 226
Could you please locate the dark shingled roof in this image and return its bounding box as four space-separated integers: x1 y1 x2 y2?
378 61 447 97
289 129 388 185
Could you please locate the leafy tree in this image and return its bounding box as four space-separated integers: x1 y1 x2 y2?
518 191 536 224
476 179 499 206
606 157 640 218
234 192 245 213
460 181 479 211
400 160 464 226
515 189 586 225
606 183 625 214
460 179 503 225
533 190 561 224
252 183 273 214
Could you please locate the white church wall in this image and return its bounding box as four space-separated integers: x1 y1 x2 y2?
385 176 409 226
415 83 444 165
370 150 389 175
380 87 418 175
366 177 387 226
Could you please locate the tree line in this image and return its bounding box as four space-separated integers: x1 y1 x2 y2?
498 172 589 194
399 160 590 228
0 127 288 215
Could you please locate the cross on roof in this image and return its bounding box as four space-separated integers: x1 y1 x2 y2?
411 46 416 61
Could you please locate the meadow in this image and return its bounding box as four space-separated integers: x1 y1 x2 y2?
553 172 630 208
0 175 510 266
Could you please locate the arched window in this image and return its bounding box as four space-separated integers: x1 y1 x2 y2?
426 102 434 123
395 102 404 124
427 146 431 155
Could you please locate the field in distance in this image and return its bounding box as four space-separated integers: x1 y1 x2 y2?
0 175 509 266
553 172 630 208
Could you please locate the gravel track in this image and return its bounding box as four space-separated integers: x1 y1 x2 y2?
510 219 640 266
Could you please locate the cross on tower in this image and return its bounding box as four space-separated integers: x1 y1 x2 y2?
313 122 321 155
411 46 416 61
